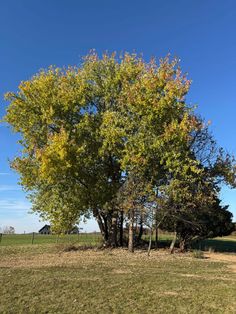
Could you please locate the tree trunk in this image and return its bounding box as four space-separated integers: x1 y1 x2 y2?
179 239 186 252
103 217 109 241
155 211 158 249
119 210 124 247
101 212 119 247
137 219 143 242
169 231 177 254
147 226 152 256
128 209 134 252
96 214 108 242
96 212 118 247
109 215 118 247
155 226 158 249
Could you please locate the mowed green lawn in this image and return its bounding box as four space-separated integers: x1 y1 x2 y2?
0 243 236 313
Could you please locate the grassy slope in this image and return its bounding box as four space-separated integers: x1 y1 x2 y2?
0 245 236 314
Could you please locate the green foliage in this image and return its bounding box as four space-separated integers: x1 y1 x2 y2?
160 195 234 251
4 51 236 246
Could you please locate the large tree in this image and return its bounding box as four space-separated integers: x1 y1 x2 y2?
4 52 235 247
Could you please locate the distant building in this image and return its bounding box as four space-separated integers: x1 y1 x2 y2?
38 225 51 234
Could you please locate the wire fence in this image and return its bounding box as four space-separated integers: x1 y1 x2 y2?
0 232 103 247
0 231 175 247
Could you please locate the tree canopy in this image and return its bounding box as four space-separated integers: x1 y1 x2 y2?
4 51 236 249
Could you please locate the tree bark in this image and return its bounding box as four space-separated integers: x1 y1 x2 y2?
96 212 118 247
155 211 158 249
109 215 118 247
128 209 134 252
179 239 186 252
169 231 177 254
96 214 107 241
147 226 152 256
103 216 109 242
119 210 124 247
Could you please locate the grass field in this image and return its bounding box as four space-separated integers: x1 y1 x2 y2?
196 237 236 253
1 233 236 253
0 243 236 314
0 232 173 247
0 233 102 246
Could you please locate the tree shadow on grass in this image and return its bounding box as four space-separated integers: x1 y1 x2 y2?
155 238 236 253
193 239 236 253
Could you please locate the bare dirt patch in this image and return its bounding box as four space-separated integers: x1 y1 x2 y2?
228 264 236 273
204 252 236 273
162 291 179 296
179 273 233 281
111 269 133 274
1 248 235 274
0 250 105 269
204 252 236 263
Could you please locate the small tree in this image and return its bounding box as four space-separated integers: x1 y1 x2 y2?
116 174 151 252
3 226 15 234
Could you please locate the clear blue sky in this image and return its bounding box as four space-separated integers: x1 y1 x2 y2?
0 0 235 233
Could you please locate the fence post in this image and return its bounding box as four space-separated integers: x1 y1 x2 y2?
0 233 2 244
31 232 35 245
